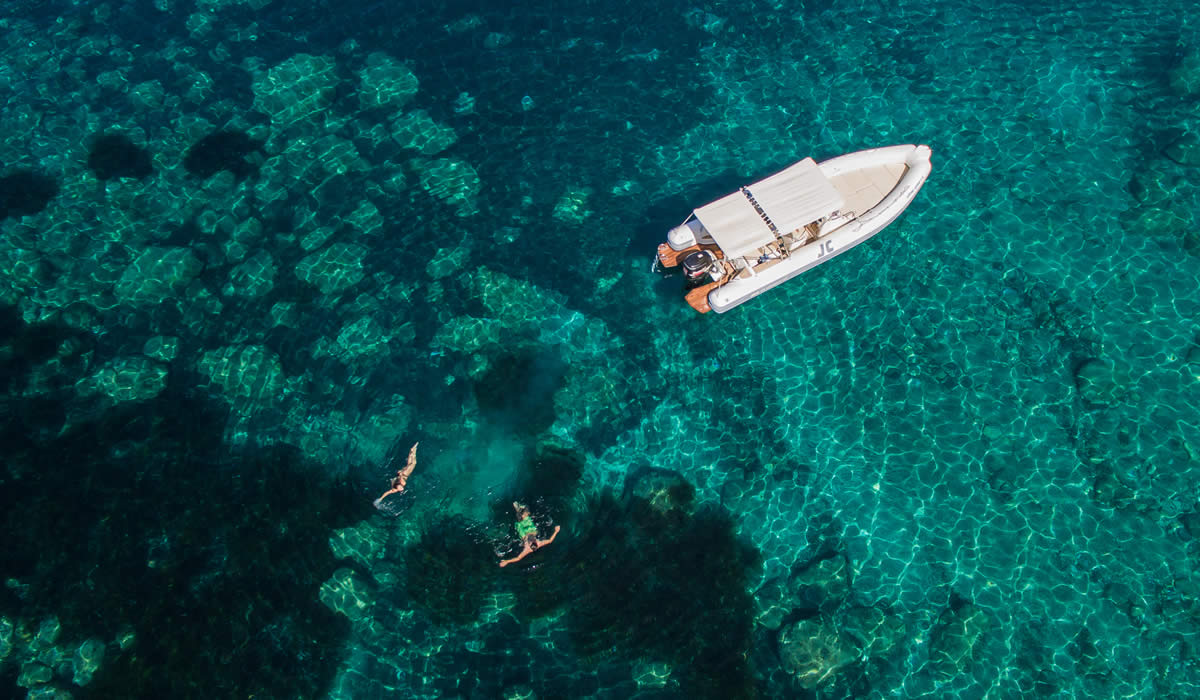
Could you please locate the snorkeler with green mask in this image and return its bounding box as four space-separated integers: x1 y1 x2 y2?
499 501 561 567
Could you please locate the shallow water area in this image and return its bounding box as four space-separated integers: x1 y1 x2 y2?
2 0 1200 697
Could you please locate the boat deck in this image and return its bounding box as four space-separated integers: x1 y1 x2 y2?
657 241 723 268
828 162 908 217
685 281 718 313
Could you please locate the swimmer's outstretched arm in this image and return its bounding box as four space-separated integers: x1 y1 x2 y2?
498 543 532 568
498 525 561 567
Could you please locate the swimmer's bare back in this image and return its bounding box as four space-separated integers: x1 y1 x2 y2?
374 442 418 508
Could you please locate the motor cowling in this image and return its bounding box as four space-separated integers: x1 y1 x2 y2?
681 250 718 285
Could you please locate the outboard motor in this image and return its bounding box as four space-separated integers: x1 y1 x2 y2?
681 250 721 287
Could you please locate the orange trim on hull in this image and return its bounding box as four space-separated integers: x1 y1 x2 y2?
685 282 717 313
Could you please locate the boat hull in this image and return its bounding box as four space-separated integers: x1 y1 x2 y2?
706 144 931 313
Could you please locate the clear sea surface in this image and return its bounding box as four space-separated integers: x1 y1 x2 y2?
2 0 1199 697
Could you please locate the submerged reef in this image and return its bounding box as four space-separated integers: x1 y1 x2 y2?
403 516 497 625
317 448 758 698
183 130 265 180
0 170 58 220
472 348 568 437
87 133 154 181
5 1 1200 696
0 330 362 696
550 487 762 699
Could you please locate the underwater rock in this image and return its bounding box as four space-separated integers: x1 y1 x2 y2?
223 249 277 297
0 616 12 660
469 268 566 332
841 605 907 660
551 187 593 224
142 336 179 363
195 344 286 405
184 130 264 180
79 356 169 404
0 170 59 220
71 637 106 686
552 360 625 434
253 53 340 128
391 109 457 155
417 157 480 216
293 411 354 466
1166 130 1200 167
347 200 383 238
358 52 419 110
1072 357 1126 407
309 172 358 217
777 615 856 689
563 493 761 699
484 32 513 50
354 398 414 467
1090 466 1144 512
88 132 154 180
472 347 566 435
435 267 631 437
328 518 389 568
33 616 61 647
16 661 53 688
269 301 299 328
1069 627 1109 682
264 132 367 206
524 439 585 507
625 467 696 522
426 239 471 280
259 135 365 208
788 553 851 613
1121 205 1192 241
1179 511 1200 539
404 516 496 625
1102 580 1147 625
632 660 674 690
298 225 337 252
333 316 391 358
295 242 367 295
129 79 166 110
319 568 375 625
453 91 475 115
928 600 990 678
306 135 370 184
1169 51 1200 96
0 244 48 293
433 315 504 355
113 246 203 305
1128 159 1186 207
753 578 793 630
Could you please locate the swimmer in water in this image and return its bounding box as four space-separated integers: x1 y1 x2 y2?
374 442 418 508
499 501 561 567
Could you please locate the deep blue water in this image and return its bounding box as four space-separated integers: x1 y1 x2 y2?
2 0 1200 697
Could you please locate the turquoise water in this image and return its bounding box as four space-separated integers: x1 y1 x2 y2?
2 0 1200 697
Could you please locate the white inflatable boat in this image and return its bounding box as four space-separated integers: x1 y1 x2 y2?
657 144 932 313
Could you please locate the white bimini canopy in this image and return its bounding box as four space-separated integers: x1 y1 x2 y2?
693 157 845 259
693 191 773 259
